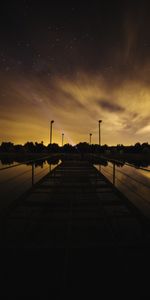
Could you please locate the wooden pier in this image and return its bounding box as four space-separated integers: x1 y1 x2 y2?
1 159 150 296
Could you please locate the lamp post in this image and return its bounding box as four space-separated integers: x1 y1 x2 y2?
89 133 92 145
62 133 64 147
50 120 54 144
98 120 102 146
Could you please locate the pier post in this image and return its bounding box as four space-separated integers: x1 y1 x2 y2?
32 163 35 186
113 162 116 185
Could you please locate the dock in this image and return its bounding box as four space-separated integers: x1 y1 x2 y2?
1 159 149 248
1 159 150 296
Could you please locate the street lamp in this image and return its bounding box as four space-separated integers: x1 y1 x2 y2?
98 120 102 146
50 120 54 144
62 133 64 147
89 133 92 145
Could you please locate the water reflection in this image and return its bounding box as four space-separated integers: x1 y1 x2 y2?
95 161 150 217
0 156 61 213
1 153 150 218
0 155 60 167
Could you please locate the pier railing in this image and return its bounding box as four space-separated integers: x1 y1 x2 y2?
0 155 53 179
94 155 150 215
0 155 61 209
1 153 150 216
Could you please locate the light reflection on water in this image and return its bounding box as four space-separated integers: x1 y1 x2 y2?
1 157 150 218
94 162 150 217
0 160 60 213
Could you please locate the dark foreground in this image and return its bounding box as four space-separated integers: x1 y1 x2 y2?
1 160 150 297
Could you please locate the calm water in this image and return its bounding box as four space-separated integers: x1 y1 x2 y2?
0 160 60 213
1 157 150 217
94 162 150 217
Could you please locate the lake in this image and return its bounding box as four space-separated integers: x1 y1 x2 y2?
0 155 150 217
94 161 150 217
0 158 60 213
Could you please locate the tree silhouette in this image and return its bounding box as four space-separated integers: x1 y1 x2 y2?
62 144 75 153
14 144 24 153
47 143 60 153
76 142 90 153
0 140 150 155
0 142 14 152
24 142 35 152
35 142 46 153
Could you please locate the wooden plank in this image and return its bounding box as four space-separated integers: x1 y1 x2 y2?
1 160 149 250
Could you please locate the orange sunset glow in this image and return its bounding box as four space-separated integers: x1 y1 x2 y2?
0 69 150 146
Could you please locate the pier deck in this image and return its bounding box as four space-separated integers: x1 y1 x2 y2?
1 160 150 296
1 160 148 248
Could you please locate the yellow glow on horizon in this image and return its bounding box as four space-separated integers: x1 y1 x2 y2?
0 71 150 146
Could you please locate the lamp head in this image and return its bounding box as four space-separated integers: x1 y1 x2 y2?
51 120 54 124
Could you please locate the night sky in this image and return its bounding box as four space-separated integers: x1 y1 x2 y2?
0 0 150 145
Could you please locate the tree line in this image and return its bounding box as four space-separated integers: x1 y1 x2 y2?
0 141 150 154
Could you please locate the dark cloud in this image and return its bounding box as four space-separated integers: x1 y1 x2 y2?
55 89 97 119
98 99 125 112
57 90 85 108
